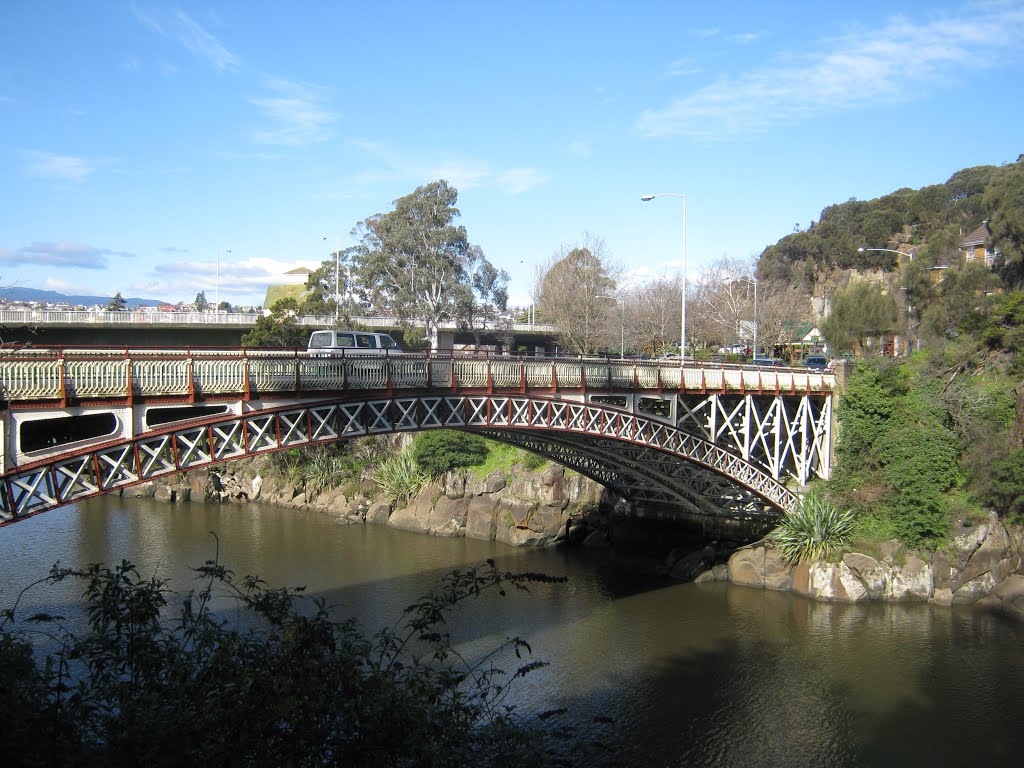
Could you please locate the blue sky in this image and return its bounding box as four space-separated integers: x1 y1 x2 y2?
1 1 1022 308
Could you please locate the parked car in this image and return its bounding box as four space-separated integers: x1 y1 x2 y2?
307 330 403 355
804 354 828 371
752 357 785 367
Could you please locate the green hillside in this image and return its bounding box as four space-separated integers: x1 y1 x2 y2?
758 156 1024 290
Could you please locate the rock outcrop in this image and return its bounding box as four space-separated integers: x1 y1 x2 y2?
147 462 609 548
719 512 1024 620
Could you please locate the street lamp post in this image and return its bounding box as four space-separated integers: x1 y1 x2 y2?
216 249 230 310
641 193 687 361
323 235 343 320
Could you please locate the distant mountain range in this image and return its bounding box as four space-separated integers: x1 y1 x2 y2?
0 287 168 308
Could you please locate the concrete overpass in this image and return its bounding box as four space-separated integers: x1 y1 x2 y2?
0 308 557 350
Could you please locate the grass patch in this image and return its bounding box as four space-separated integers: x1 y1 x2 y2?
468 441 548 480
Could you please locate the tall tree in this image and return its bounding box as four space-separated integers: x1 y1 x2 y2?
306 245 364 322
107 292 128 311
356 180 483 350
821 280 898 355
240 298 308 348
983 157 1024 285
537 234 620 355
461 252 510 346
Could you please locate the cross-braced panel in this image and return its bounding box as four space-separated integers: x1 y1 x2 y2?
1 391 823 524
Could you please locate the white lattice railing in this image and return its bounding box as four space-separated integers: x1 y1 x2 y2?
0 349 834 403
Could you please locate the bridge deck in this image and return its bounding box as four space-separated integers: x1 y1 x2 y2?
0 348 833 406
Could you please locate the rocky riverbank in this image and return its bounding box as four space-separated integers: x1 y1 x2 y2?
701 513 1024 621
125 460 614 548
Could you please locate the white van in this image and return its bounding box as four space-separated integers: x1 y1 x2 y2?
307 330 403 355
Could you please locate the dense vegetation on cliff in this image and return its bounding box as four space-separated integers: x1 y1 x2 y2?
759 157 1024 292
778 158 1024 549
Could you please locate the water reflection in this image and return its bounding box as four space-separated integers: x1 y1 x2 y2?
1 497 1022 767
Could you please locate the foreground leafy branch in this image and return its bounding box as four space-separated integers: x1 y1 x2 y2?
0 557 588 767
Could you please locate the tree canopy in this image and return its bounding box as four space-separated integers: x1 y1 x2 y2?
355 180 501 349
821 280 898 354
240 298 308 348
758 161 1010 293
537 235 619 355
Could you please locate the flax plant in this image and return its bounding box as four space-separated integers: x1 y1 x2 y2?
772 492 855 566
373 445 428 507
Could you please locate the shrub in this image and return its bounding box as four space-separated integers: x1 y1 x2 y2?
772 492 855 566
978 447 1024 520
0 559 571 767
301 445 357 496
412 430 491 477
520 451 547 471
373 445 428 506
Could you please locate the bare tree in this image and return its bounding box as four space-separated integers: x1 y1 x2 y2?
757 281 813 356
537 233 621 355
690 256 756 351
619 276 681 356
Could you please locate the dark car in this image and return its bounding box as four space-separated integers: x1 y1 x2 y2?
804 354 828 371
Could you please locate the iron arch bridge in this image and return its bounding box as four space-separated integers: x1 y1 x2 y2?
0 347 835 526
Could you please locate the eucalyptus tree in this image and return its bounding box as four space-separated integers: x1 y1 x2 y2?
983 156 1024 284
821 280 898 355
459 249 511 347
355 180 489 349
537 234 620 355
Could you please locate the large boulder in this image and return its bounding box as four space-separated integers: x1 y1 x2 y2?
528 503 567 537
387 493 436 535
465 495 499 541
843 552 889 597
728 547 766 587
808 562 869 602
365 500 391 526
471 470 507 496
444 472 467 500
888 555 932 601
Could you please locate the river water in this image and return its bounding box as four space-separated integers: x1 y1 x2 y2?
2 496 1023 767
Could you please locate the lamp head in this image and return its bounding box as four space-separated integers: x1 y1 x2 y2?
641 194 655 201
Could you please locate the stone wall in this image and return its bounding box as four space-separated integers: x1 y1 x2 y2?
707 513 1024 621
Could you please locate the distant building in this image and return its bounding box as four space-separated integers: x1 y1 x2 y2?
263 267 315 311
283 267 314 284
958 220 999 268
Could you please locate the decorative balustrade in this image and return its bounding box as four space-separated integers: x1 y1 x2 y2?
0 348 834 405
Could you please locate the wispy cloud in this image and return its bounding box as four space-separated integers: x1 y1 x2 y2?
568 139 593 158
728 31 763 44
131 2 238 71
0 241 133 269
666 58 701 78
151 255 304 294
22 150 96 183
251 76 337 146
351 141 547 195
497 168 549 194
638 2 1024 139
